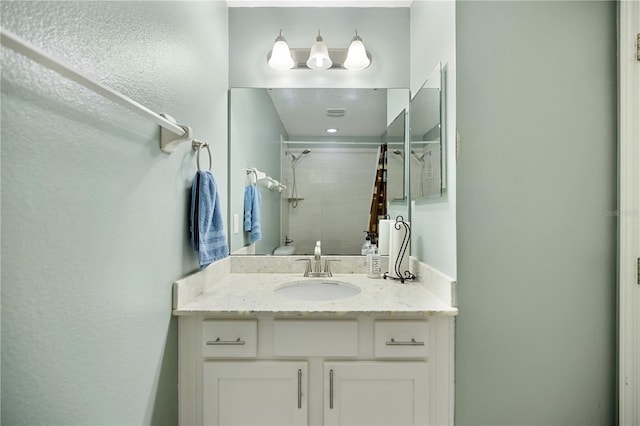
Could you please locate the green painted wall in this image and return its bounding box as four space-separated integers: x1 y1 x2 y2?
229 89 286 254
1 2 228 424
455 1 617 424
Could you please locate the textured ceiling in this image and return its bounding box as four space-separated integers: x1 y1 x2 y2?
267 88 387 138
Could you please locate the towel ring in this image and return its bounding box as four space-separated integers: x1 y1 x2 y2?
193 140 211 171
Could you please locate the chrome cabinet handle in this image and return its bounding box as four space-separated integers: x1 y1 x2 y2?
297 369 302 409
329 369 334 409
385 338 425 346
206 337 246 346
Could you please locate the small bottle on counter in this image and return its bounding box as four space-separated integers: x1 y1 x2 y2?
361 233 371 255
366 244 381 279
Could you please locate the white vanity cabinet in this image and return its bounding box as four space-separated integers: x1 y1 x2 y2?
179 315 454 426
203 361 308 426
323 361 429 426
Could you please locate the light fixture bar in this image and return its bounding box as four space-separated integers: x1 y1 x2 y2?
267 29 372 70
280 48 371 70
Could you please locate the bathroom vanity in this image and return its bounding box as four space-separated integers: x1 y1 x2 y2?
173 256 457 426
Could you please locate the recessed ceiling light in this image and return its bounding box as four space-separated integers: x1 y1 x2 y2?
326 128 338 133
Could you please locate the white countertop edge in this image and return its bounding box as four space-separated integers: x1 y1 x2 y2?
172 309 458 317
172 257 230 310
410 256 457 306
173 272 458 317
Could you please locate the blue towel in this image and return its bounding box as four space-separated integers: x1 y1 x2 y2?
243 185 253 232
243 185 262 243
190 171 229 268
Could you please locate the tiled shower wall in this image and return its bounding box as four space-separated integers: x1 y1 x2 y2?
282 147 378 255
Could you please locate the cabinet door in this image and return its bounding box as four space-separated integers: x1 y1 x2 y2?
324 362 429 426
203 361 308 426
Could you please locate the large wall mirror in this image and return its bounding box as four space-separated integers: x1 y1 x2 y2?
229 88 409 256
410 63 444 199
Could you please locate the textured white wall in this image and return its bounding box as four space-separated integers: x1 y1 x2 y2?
0 2 228 424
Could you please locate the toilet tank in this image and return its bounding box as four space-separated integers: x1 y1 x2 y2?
273 246 296 256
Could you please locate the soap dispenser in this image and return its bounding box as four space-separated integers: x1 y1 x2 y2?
361 232 371 255
366 244 381 278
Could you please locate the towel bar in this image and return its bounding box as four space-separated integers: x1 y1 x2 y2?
245 168 286 192
0 28 213 157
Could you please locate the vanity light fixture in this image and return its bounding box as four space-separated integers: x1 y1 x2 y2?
267 30 371 71
344 30 371 71
326 128 338 133
267 30 294 70
306 31 332 70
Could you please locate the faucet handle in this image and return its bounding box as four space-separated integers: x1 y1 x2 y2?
324 259 341 277
296 258 312 276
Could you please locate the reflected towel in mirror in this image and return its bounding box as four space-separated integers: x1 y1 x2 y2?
243 185 262 242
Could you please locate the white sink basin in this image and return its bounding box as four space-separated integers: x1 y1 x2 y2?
274 279 361 301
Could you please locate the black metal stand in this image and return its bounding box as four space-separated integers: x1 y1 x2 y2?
382 216 416 284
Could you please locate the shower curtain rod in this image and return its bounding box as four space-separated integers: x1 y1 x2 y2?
0 27 192 153
282 140 383 146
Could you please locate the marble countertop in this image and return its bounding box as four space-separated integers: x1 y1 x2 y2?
173 272 458 317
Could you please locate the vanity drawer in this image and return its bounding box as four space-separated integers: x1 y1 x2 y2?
374 320 429 359
273 320 358 357
202 320 257 358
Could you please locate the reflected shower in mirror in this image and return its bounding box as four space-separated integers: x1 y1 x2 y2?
229 88 409 256
410 62 444 199
284 149 310 209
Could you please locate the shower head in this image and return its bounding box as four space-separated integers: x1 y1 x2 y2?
287 150 311 165
411 150 427 162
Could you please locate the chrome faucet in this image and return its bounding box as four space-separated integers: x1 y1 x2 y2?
296 241 339 277
314 241 322 273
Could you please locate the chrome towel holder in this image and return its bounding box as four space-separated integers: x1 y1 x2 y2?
193 140 211 172
158 114 211 171
245 167 286 192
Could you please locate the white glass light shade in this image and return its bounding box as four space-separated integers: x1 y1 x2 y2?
306 34 332 70
344 34 371 71
268 32 294 70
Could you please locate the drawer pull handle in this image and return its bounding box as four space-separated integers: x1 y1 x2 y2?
329 369 334 409
206 337 246 346
386 338 425 346
297 369 302 409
